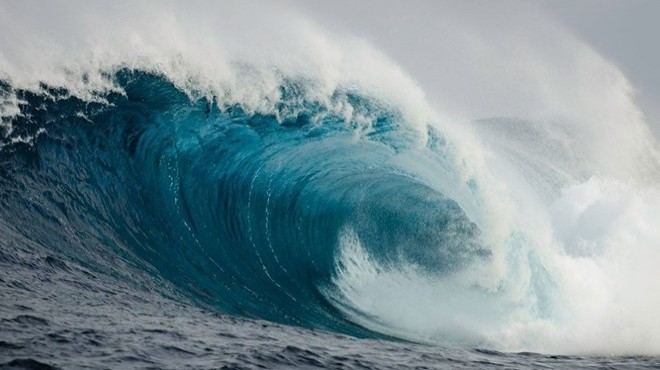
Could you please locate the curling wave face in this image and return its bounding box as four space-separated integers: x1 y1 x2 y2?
0 70 491 338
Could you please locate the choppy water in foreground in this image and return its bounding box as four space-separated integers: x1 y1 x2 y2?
2 238 658 369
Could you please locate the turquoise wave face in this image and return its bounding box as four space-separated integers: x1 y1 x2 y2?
0 70 487 339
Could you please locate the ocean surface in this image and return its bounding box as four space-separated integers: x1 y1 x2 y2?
2 2 660 369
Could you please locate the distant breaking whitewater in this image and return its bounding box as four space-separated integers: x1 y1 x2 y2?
2 2 660 369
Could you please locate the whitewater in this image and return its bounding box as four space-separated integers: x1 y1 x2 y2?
1 1 660 368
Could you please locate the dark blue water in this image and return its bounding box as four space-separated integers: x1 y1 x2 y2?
1 71 658 369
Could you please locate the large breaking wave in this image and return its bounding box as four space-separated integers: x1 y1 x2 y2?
2 0 660 356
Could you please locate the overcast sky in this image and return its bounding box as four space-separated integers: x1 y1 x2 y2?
2 1 657 133
290 0 660 133
542 0 660 132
